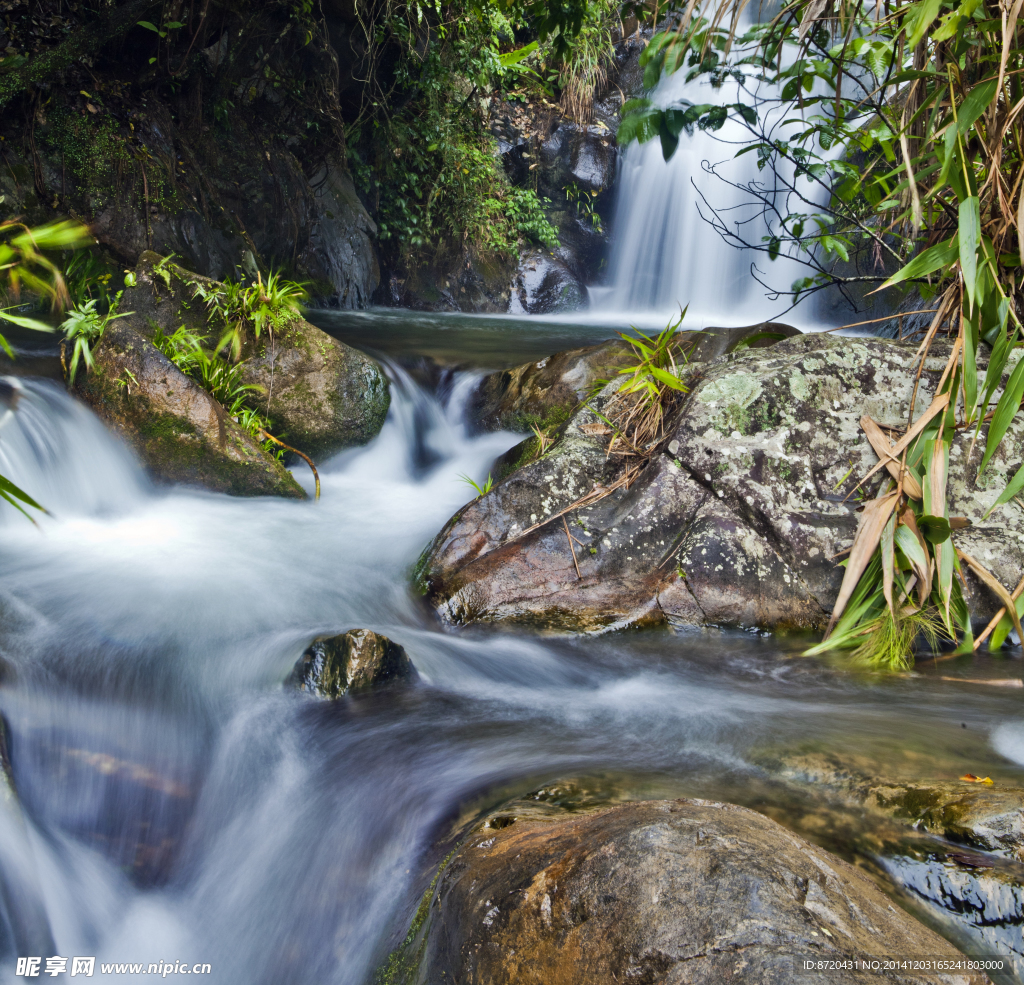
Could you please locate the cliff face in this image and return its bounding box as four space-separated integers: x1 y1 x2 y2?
0 0 379 306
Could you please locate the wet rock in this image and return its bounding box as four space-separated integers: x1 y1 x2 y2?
775 752 1024 861
73 321 304 499
411 798 983 985
288 629 416 697
884 849 1024 964
419 333 1023 632
382 247 517 314
121 253 390 459
509 250 586 315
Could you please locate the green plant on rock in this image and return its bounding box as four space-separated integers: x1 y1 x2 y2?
564 181 602 231
60 294 133 383
154 325 301 470
191 269 308 361
459 472 494 498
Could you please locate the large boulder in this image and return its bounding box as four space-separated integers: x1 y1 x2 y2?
508 250 586 315
120 253 390 459
287 629 416 697
73 321 304 498
403 798 984 985
418 334 1024 632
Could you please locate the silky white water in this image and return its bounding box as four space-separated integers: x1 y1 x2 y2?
0 349 1022 984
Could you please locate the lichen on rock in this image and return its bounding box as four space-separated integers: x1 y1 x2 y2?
419 333 1024 633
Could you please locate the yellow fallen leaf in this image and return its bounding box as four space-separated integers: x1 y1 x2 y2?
960 774 994 784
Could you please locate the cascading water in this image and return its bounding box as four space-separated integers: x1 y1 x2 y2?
603 35 825 325
0 332 1022 983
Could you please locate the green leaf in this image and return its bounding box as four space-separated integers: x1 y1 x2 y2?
878 236 958 289
0 309 53 333
917 514 952 544
498 41 537 67
983 458 1024 518
980 353 1024 474
989 593 1024 649
959 197 980 311
137 20 161 32
905 0 942 49
956 78 998 138
0 473 44 520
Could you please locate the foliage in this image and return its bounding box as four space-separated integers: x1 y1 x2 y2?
152 325 283 461
347 0 564 264
191 270 308 362
459 471 494 498
0 218 90 520
554 0 618 123
0 219 92 352
621 0 1024 666
60 294 132 382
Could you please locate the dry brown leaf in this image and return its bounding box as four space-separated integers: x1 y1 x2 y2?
826 491 899 638
957 549 1024 643
853 392 949 493
860 416 924 499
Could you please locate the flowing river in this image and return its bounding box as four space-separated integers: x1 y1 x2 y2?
1 317 1023 984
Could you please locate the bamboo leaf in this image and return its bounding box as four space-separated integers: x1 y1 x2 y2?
980 353 1024 473
855 393 950 490
958 549 1024 642
896 513 932 604
984 459 1024 518
876 237 958 290
881 511 896 616
825 492 899 638
860 415 924 499
990 594 1024 649
960 197 980 312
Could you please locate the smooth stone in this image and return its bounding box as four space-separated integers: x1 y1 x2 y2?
288 629 416 697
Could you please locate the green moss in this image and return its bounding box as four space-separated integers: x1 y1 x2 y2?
374 849 457 985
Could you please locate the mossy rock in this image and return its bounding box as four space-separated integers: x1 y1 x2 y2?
121 252 390 460
73 320 304 498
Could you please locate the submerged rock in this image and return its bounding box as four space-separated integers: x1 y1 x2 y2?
775 752 1024 861
120 253 390 459
407 798 982 985
73 321 304 499
288 629 415 697
419 333 1024 632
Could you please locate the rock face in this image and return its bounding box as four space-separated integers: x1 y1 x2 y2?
509 250 586 315
382 247 517 313
288 630 415 697
775 753 1024 861
120 253 390 459
73 321 304 498
419 333 1024 632
410 799 982 985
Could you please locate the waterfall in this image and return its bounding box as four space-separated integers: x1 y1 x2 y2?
603 42 823 326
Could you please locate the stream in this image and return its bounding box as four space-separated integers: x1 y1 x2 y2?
0 316 1023 983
